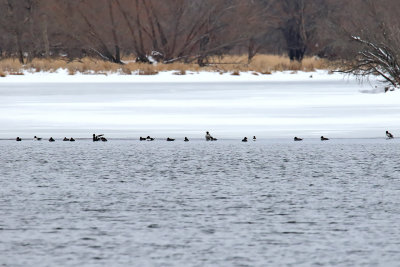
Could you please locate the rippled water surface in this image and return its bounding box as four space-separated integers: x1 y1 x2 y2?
1 139 400 266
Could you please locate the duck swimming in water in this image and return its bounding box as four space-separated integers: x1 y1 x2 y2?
146 136 155 141
242 137 248 142
140 137 146 141
70 138 75 142
34 136 42 141
253 136 256 141
100 137 108 142
294 137 303 141
205 131 217 141
184 137 189 142
386 131 394 139
63 137 70 141
49 137 55 142
321 136 329 141
167 137 175 141
205 131 212 141
16 137 22 142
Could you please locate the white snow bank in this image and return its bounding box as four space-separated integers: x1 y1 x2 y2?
0 69 360 83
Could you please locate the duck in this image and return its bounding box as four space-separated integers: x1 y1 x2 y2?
49 137 55 142
294 137 303 141
253 136 256 141
242 137 248 142
16 137 22 142
146 136 155 141
93 134 99 142
140 137 146 141
184 137 189 142
63 137 70 141
386 131 394 139
205 131 212 141
167 137 175 141
70 138 75 142
321 136 329 141
34 136 42 141
100 137 108 142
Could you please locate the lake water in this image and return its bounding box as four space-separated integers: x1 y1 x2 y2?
1 139 399 266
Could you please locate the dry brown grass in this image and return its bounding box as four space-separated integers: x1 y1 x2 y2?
0 54 335 76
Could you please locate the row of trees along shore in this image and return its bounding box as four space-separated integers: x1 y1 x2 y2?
0 0 400 88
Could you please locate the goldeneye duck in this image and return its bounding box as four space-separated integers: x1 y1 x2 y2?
16 137 22 142
294 137 303 141
253 136 256 141
34 136 42 141
63 137 69 141
184 137 189 142
242 137 248 142
386 131 394 139
205 131 212 141
140 137 146 141
167 138 175 141
49 137 55 142
101 137 108 142
321 136 329 141
70 138 75 142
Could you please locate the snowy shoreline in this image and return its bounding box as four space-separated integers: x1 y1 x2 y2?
0 69 356 83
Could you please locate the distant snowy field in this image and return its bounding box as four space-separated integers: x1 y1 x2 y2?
0 70 399 139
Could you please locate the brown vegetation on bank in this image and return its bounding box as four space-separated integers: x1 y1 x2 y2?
0 55 333 77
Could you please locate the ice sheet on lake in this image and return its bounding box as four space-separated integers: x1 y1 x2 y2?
0 70 399 139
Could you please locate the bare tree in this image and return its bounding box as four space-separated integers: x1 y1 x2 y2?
338 0 400 89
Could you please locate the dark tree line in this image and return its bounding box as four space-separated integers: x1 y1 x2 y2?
0 0 399 68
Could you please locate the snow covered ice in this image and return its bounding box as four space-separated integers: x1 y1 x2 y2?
0 70 399 139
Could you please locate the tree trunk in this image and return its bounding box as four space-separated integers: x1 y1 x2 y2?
108 0 122 64
248 38 257 63
42 14 50 58
283 19 306 61
16 34 24 64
